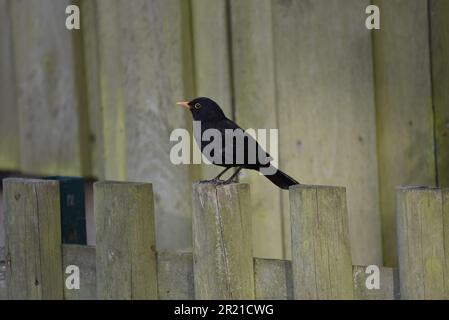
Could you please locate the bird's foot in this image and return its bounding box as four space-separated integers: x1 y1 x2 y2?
198 178 226 185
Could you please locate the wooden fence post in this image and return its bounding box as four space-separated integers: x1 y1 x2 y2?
3 178 63 299
289 185 353 299
94 181 157 299
396 187 447 299
192 182 254 299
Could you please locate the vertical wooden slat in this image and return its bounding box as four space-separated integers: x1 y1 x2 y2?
272 0 382 265
396 187 447 299
289 185 353 299
117 0 195 252
10 0 90 176
254 258 293 300
193 182 254 299
373 0 436 266
230 0 284 260
191 0 232 115
94 181 157 299
0 0 19 171
157 251 194 300
430 0 449 188
3 178 63 299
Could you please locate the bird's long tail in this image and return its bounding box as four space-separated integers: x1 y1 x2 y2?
263 168 299 190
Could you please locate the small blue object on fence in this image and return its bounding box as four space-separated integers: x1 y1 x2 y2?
45 176 87 245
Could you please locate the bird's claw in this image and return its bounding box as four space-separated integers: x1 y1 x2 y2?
198 178 226 185
198 177 237 186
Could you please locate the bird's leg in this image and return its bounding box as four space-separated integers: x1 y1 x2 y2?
222 167 243 184
199 167 231 184
213 167 231 181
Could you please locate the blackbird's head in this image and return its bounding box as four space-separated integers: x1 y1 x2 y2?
177 97 226 122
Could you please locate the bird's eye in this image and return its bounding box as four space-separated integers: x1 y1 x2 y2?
194 103 202 109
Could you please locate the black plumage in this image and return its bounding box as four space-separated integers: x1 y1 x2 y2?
177 97 299 190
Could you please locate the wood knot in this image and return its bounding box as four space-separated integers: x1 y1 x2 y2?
14 193 21 201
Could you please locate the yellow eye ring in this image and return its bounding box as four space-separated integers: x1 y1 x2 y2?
194 103 202 109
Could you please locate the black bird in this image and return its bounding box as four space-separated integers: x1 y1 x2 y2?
177 97 299 190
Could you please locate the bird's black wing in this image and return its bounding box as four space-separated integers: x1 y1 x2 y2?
213 118 273 169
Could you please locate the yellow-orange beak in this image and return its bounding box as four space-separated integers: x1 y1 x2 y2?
176 101 190 110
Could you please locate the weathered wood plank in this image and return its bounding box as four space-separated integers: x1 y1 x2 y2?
157 251 194 300
62 244 96 300
430 0 449 188
396 187 447 299
94 181 157 299
443 189 449 296
230 0 284 260
373 0 436 266
272 0 382 265
45 176 87 245
254 258 293 300
0 0 19 171
289 185 353 299
3 178 63 299
10 0 90 176
352 265 398 300
96 0 127 180
81 0 105 179
114 0 194 252
193 182 254 299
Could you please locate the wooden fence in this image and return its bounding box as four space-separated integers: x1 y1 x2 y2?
1 177 448 300
0 0 448 270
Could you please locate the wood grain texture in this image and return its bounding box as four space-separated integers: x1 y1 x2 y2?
430 0 449 188
272 0 381 265
193 182 254 299
81 0 105 179
396 187 447 299
157 251 194 300
352 265 398 300
0 246 5 300
117 0 195 252
230 0 284 260
0 0 19 171
373 0 436 267
289 185 353 299
3 178 63 299
62 244 96 300
254 258 293 300
94 181 157 299
96 0 127 180
10 0 90 176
